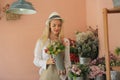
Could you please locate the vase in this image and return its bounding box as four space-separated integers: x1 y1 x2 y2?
79 56 91 65
68 76 73 80
111 71 120 80
85 74 90 80
52 53 65 70
73 77 84 80
112 0 120 8
95 75 105 80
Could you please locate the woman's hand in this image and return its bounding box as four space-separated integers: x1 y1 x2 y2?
46 57 55 64
58 70 66 75
62 41 69 47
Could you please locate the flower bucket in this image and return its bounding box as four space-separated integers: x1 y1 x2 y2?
111 71 120 80
95 75 105 80
112 0 120 8
85 74 89 80
68 76 73 80
79 57 91 65
52 53 65 70
73 77 84 80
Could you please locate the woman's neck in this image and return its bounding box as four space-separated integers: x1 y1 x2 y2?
49 33 59 41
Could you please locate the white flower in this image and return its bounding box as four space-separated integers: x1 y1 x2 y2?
75 30 99 59
86 31 95 39
76 32 88 44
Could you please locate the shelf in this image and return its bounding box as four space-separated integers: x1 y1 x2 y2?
105 8 120 13
112 66 120 71
103 8 120 80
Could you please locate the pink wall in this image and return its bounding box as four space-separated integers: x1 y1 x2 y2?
0 0 86 80
86 0 120 56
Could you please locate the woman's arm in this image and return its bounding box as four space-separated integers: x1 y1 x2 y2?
64 38 71 74
33 39 55 70
33 39 47 70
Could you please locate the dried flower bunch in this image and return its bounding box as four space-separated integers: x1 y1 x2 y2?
0 4 21 20
75 27 99 60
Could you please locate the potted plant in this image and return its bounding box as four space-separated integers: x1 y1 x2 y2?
90 53 120 80
89 57 106 80
110 53 120 66
75 27 99 64
88 65 106 80
109 53 120 80
68 64 90 80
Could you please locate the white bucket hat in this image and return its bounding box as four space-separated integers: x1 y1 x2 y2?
46 12 64 27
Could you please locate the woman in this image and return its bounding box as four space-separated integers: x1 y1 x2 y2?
33 12 71 80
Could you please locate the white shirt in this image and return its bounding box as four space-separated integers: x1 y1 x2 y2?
33 38 71 75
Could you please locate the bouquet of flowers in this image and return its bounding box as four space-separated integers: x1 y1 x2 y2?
69 38 79 64
45 40 66 70
90 57 106 71
45 40 65 55
68 64 90 79
88 65 106 79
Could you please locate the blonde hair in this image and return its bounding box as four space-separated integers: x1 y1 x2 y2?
40 19 64 49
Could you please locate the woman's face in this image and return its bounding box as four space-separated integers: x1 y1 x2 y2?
49 19 62 36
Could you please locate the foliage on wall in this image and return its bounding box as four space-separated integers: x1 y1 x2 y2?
0 4 21 20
